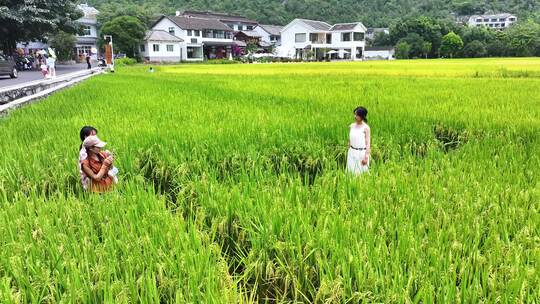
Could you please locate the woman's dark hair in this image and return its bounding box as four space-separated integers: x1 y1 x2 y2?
80 126 98 141
353 106 368 122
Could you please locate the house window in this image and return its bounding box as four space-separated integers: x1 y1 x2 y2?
309 33 318 42
187 46 201 59
341 32 351 42
153 44 160 52
191 38 197 43
509 17 516 21
168 27 175 35
353 32 364 41
483 18 489 22
167 44 174 52
295 33 306 43
238 25 244 31
187 30 192 36
140 44 145 52
194 30 200 36
326 33 332 44
82 26 91 36
499 18 505 22
476 18 482 22
491 18 497 22
246 25 253 30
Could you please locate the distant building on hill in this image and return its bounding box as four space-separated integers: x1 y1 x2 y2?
366 28 389 41
467 13 517 29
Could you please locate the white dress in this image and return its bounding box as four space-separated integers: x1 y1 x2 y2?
347 122 370 174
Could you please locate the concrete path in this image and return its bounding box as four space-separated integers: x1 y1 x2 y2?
0 63 91 88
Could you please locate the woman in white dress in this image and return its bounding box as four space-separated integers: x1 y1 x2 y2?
347 106 371 174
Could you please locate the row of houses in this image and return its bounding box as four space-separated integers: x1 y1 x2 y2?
19 5 517 63
143 11 386 62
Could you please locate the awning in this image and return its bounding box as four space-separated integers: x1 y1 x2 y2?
233 40 247 47
258 41 272 47
203 41 235 46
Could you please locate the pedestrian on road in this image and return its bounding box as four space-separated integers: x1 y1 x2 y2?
347 106 371 174
86 54 91 69
46 55 56 78
41 55 49 78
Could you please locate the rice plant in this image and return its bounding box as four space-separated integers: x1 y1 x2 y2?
0 58 539 303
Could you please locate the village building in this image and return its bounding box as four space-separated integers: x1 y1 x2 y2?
16 3 100 61
253 24 283 46
467 13 517 29
75 3 100 61
279 19 367 60
140 30 185 62
365 28 389 41
149 14 234 61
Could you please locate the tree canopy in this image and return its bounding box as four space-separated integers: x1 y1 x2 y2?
100 16 147 58
0 0 83 53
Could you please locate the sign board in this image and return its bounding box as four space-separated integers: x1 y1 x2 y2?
105 44 112 64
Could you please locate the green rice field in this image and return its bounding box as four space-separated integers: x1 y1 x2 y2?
0 58 539 303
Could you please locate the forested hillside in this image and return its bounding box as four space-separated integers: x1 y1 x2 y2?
88 0 540 26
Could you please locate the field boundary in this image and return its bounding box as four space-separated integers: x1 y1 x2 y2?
0 69 104 116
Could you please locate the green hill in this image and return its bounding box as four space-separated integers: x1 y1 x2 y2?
88 0 540 26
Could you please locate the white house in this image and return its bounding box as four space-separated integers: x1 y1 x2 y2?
140 30 184 62
75 3 100 61
278 19 367 60
253 24 283 46
468 13 517 29
364 46 395 60
150 15 234 61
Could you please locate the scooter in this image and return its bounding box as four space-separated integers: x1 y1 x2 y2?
97 58 107 67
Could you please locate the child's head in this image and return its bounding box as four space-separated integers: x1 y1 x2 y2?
80 126 98 142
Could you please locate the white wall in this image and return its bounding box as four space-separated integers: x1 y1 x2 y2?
279 20 312 57
279 20 366 60
365 50 394 60
145 41 182 62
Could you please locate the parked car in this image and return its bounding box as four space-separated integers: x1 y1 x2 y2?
0 54 18 78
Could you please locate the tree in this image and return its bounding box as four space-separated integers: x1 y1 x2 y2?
504 21 540 57
389 16 451 58
422 41 432 59
100 16 147 58
0 0 83 54
462 40 487 58
440 32 463 58
395 41 411 59
400 33 426 58
371 32 392 47
50 31 77 61
96 3 158 27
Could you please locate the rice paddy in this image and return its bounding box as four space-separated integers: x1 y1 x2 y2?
0 58 539 303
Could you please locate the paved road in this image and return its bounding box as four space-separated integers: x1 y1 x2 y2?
0 63 90 88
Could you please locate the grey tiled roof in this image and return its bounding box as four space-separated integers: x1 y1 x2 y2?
299 19 332 31
259 24 283 36
169 16 233 31
144 30 183 42
470 13 515 19
330 23 360 31
179 10 258 24
239 30 261 37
